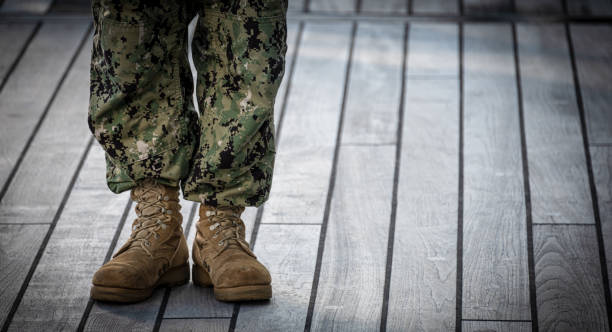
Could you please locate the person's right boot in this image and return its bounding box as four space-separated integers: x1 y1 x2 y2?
90 179 190 303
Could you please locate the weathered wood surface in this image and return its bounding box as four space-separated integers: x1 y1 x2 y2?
159 318 230 332
361 0 407 14
0 21 89 212
308 0 356 13
515 0 562 14
386 23 458 331
0 0 53 13
234 224 321 331
273 22 299 136
571 24 612 145
566 0 612 15
462 23 530 320
517 23 593 224
591 146 612 299
463 0 513 14
534 225 609 331
412 0 459 14
463 320 532 331
262 22 352 224
0 23 37 87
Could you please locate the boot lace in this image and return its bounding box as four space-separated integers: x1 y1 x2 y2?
202 208 255 259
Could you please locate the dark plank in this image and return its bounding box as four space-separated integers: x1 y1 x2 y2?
412 0 459 14
463 0 513 14
308 0 356 13
311 146 395 330
159 318 230 332
571 24 612 145
361 0 407 14
272 22 300 137
0 224 49 329
463 321 532 331
534 225 609 331
0 21 90 212
517 23 593 224
0 23 37 87
462 23 530 320
261 22 353 224
386 23 459 331
591 146 612 299
567 0 612 15
515 0 563 14
234 224 321 331
0 0 53 13
7 144 129 331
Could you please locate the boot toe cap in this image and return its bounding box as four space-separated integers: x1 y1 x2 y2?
92 263 147 289
215 260 271 288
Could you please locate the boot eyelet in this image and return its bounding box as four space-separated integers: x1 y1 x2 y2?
218 240 224 246
164 196 169 201
155 234 160 239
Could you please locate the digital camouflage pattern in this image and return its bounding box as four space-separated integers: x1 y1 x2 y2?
88 0 288 207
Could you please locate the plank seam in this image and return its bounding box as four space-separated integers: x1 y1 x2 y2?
164 317 233 320
260 222 322 225
512 22 539 332
455 21 464 332
0 22 92 204
302 21 357 332
379 22 409 332
565 21 612 326
462 319 532 322
0 137 94 332
0 21 40 96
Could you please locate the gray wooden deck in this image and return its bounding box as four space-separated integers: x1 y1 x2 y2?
0 0 611 331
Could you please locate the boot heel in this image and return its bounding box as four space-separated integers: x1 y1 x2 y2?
158 264 190 287
192 264 213 287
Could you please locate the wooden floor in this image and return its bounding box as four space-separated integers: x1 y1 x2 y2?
1 0 612 331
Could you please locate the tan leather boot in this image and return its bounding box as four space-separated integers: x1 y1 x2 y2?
192 205 272 301
90 179 190 303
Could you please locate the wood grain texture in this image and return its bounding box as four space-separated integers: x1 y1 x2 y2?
0 23 37 85
567 0 612 15
517 23 594 224
571 24 612 145
462 23 530 320
0 224 49 328
159 318 230 332
386 23 459 331
591 146 612 299
262 22 352 224
288 0 305 12
361 0 407 14
462 320 532 331
0 0 53 13
412 0 459 14
234 224 321 331
0 21 89 213
340 23 403 145
534 224 609 331
7 144 129 331
515 0 562 14
308 0 356 13
311 145 395 331
463 0 513 14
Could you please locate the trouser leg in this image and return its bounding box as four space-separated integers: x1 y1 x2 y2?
88 0 199 193
183 0 288 207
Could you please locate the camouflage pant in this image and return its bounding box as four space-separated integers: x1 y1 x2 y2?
88 0 288 207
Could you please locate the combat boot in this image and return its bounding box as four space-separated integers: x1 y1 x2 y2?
90 179 190 303
192 205 272 301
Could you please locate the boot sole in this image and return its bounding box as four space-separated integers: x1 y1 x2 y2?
90 264 190 303
192 264 272 301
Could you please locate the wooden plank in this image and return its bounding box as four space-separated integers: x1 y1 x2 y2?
159 318 230 332
273 22 299 134
534 225 609 331
0 224 49 329
567 0 612 15
386 23 459 331
0 23 37 87
0 21 90 211
463 321 532 331
517 23 594 224
571 24 612 145
311 145 395 331
341 23 403 145
6 144 130 331
234 224 321 331
515 0 562 14
288 0 305 12
361 0 407 14
463 0 513 14
308 0 356 13
412 0 459 14
462 23 530 320
0 0 53 13
261 22 353 224
591 146 612 299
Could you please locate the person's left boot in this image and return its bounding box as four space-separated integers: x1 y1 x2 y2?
90 179 190 303
192 204 272 301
